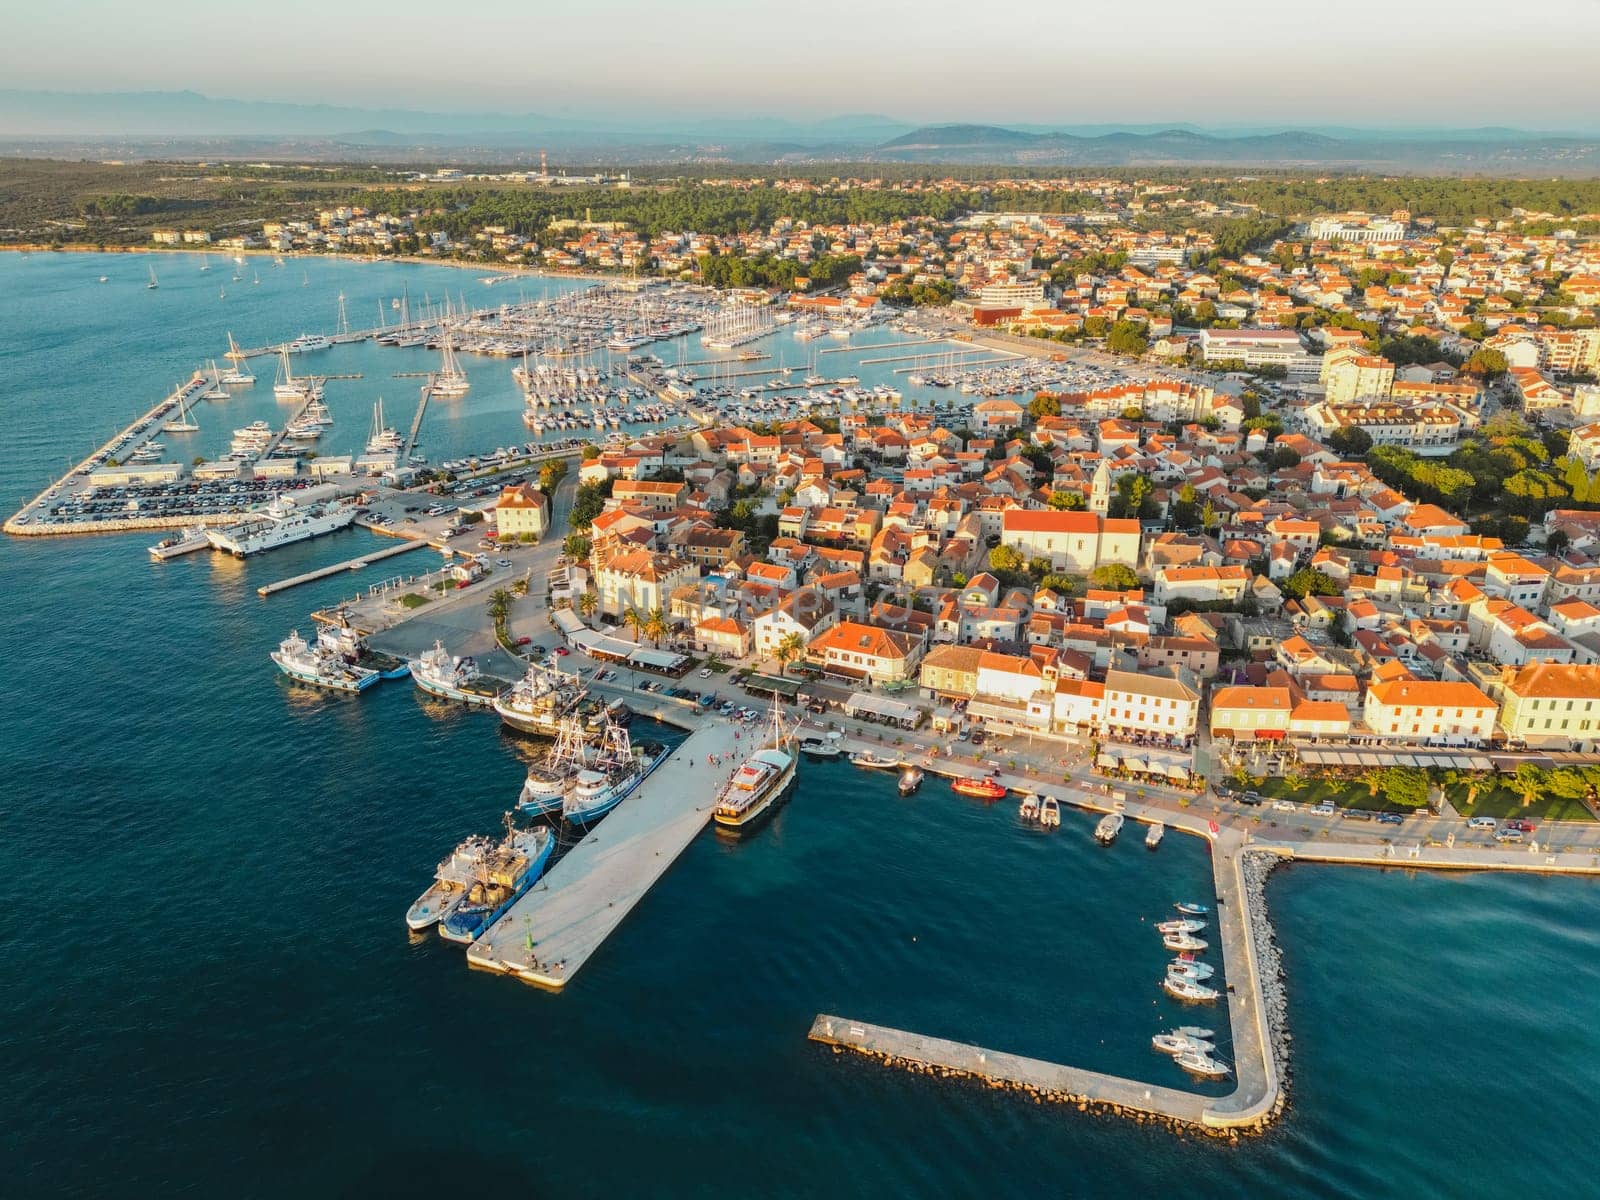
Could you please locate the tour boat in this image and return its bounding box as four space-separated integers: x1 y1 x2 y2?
951 776 1006 802
712 698 798 832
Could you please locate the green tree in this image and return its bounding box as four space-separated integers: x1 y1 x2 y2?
1463 347 1509 380
1282 568 1340 600
1106 320 1150 357
1512 762 1546 808
1028 393 1061 419
988 544 1026 573
577 589 598 624
1088 563 1140 590
1048 489 1086 510
1326 425 1373 457
643 606 668 648
775 631 805 676
1379 765 1431 809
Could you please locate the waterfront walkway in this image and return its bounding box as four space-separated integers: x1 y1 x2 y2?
255 538 427 596
466 718 748 988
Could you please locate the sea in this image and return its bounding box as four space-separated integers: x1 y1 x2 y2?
3 251 1600 1198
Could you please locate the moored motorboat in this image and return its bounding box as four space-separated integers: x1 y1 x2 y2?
1019 793 1040 820
1039 796 1061 828
1167 958 1215 982
799 737 842 759
1095 812 1124 844
1162 931 1208 953
1146 821 1165 849
1175 1050 1231 1078
849 750 902 770
1152 1030 1215 1057
1155 918 1206 935
1162 975 1219 1003
1175 902 1210 916
897 767 924 795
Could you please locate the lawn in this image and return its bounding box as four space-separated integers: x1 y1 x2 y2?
396 593 431 610
1243 773 1415 814
1442 780 1596 822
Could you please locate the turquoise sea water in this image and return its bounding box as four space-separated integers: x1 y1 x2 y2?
4 252 1600 1197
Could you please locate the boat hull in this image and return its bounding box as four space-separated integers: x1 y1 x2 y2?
271 655 378 693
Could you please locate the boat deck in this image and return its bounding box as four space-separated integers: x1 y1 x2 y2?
466 719 749 988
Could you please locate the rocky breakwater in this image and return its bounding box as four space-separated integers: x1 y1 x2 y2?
1239 849 1291 1124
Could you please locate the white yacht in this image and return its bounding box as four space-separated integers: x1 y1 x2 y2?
207 496 356 557
220 333 255 385
286 332 332 353
431 332 470 396
1167 958 1215 982
364 400 404 455
1175 1050 1231 1078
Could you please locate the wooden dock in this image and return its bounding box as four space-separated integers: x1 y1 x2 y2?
255 538 429 596
466 719 749 988
402 383 431 460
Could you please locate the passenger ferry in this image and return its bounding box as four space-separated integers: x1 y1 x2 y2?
206 496 356 557
712 699 797 833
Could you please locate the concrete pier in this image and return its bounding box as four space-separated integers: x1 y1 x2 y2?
466 718 751 988
255 538 428 596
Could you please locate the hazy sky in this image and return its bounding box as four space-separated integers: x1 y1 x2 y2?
6 0 1600 128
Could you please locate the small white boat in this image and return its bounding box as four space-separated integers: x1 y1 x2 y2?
799 737 842 759
1095 812 1124 844
1019 793 1040 820
1156 919 1206 935
1177 1025 1215 1040
1162 975 1219 1003
1167 958 1215 982
1175 902 1210 916
1163 932 1208 953
1039 796 1060 828
1152 1031 1215 1057
1175 1050 1231 1078
849 751 901 770
1146 822 1165 849
897 767 924 796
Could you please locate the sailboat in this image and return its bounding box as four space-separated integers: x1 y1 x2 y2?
163 386 201 433
200 254 212 273
220 333 255 385
146 264 159 290
200 361 230 400
219 286 226 300
432 330 470 396
302 270 310 288
273 347 306 401
365 400 403 455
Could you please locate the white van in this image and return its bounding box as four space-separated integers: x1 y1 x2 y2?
1467 816 1498 830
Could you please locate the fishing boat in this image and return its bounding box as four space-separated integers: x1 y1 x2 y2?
408 640 495 705
1175 1051 1231 1078
1155 919 1206 935
712 696 798 833
562 720 666 827
1039 795 1061 828
1095 812 1124 844
438 823 556 944
1162 931 1208 953
494 657 588 736
405 833 496 931
1146 822 1165 849
269 629 378 693
849 751 901 770
517 717 592 815
1167 958 1215 982
1152 1030 1215 1057
1162 975 1219 1003
952 775 1006 801
1175 902 1210 917
799 736 842 759
1019 793 1040 820
897 767 924 795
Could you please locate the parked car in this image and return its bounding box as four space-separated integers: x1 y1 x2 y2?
1504 818 1537 834
1467 816 1498 830
1312 801 1337 816
553 646 569 656
1495 829 1525 843
1271 799 1296 813
515 636 531 646
699 667 713 678
1341 808 1374 821
1375 811 1404 825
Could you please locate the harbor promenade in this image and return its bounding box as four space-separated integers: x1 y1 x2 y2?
466 717 749 988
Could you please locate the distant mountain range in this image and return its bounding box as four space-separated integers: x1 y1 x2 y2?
2 90 1599 173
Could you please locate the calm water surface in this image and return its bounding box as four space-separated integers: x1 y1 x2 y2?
2 252 1598 1198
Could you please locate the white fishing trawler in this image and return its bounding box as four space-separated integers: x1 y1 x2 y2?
518 716 592 814
206 495 356 557
712 697 797 833
405 833 496 931
561 720 664 827
269 629 378 693
493 656 588 736
408 640 494 706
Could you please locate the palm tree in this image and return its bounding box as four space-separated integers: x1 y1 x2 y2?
775 631 805 676
487 588 512 625
1513 761 1546 809
621 606 643 643
577 589 598 625
643 606 667 648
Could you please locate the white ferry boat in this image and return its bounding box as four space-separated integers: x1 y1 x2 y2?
206 496 356 557
408 640 495 706
493 657 588 736
712 699 797 833
147 524 212 560
269 630 379 693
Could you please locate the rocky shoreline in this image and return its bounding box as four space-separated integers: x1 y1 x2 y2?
1240 849 1292 1124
